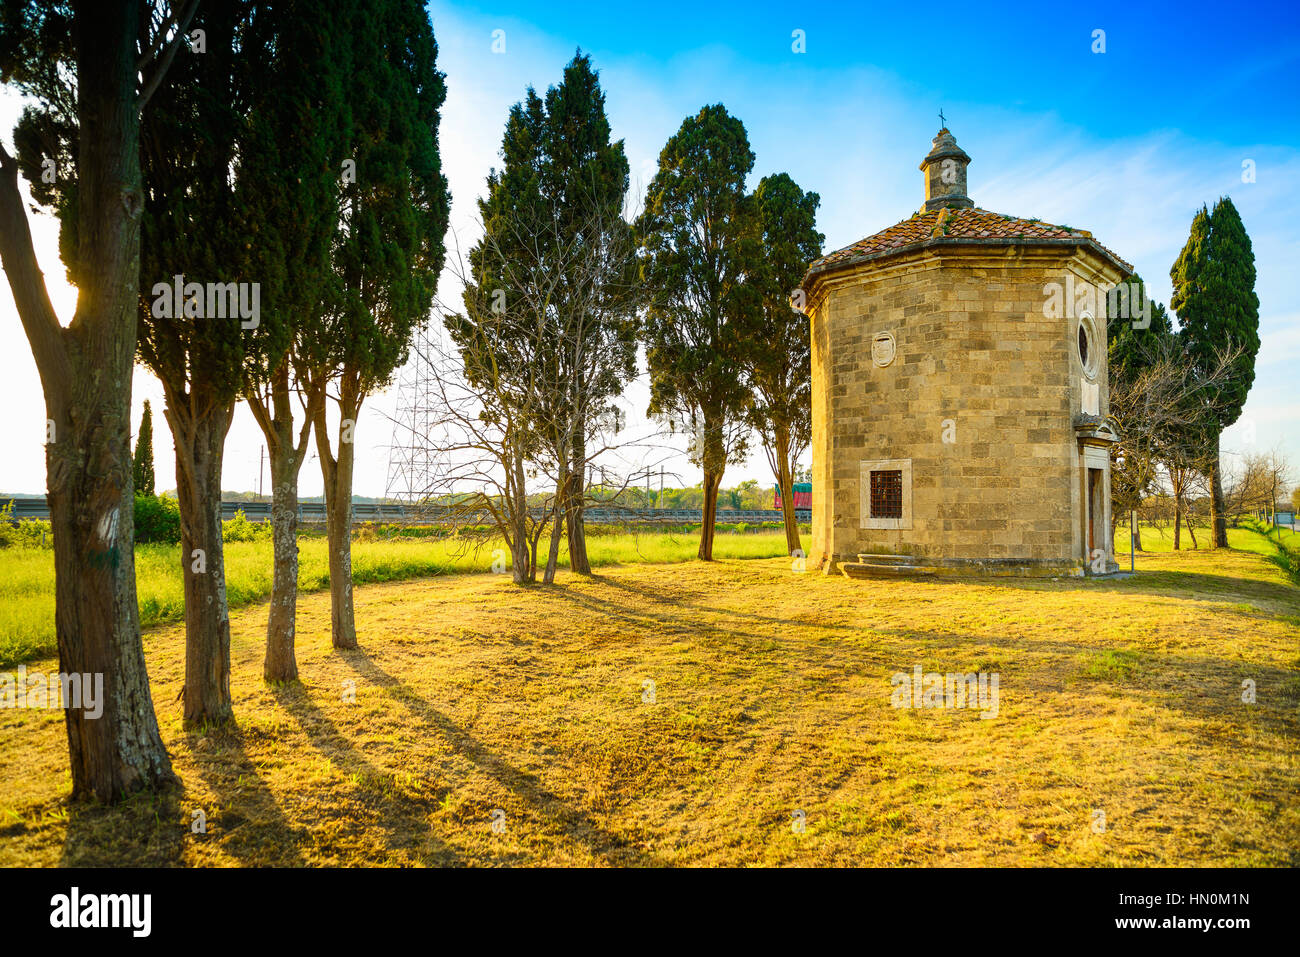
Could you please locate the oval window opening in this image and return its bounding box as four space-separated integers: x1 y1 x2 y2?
1078 323 1090 371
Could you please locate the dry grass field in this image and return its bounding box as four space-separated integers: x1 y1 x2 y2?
1 543 1297 867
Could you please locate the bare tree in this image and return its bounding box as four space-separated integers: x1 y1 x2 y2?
1107 328 1242 550
420 210 664 584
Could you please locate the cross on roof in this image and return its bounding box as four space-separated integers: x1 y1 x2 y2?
938 108 946 129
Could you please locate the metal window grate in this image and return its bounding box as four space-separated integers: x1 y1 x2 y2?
870 469 903 518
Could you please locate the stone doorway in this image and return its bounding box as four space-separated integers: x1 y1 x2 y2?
1087 467 1106 568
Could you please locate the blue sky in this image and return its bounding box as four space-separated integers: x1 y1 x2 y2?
1 0 1297 497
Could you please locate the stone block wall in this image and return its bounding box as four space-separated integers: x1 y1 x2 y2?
808 244 1126 573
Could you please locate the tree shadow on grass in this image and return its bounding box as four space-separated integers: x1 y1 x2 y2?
590 572 865 635
864 623 1300 730
60 781 187 866
270 682 462 865
971 569 1300 612
340 650 662 866
184 722 307 866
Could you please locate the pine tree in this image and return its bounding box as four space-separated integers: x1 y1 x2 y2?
238 0 350 682
137 0 257 725
133 400 156 497
0 0 182 800
451 52 636 580
1170 197 1260 547
637 104 762 560
309 0 449 648
744 172 822 557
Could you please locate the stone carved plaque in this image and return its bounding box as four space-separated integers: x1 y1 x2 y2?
871 332 896 367
1081 380 1100 416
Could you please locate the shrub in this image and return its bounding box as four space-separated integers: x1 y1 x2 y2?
222 508 271 543
0 501 51 549
134 494 181 544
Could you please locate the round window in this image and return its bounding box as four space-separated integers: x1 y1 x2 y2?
1077 314 1099 380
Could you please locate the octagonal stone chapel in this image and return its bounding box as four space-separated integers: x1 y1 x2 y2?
800 127 1131 578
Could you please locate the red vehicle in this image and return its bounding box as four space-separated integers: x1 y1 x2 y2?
774 482 812 510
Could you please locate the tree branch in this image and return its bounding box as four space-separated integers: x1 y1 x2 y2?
137 0 201 116
0 143 70 395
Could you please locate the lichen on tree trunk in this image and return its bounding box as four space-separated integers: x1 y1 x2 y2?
264 454 300 680
169 401 235 726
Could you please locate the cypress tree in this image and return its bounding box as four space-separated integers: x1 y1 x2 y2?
133 400 156 497
137 0 254 725
1170 197 1260 547
0 0 181 800
637 104 762 560
309 0 449 648
452 52 636 580
744 172 822 557
239 0 350 682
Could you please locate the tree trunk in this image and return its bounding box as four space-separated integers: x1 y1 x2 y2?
699 470 722 561
251 365 317 682
509 452 534 584
312 376 361 650
168 400 236 726
543 472 566 585
566 432 591 574
1208 444 1229 548
1173 496 1183 550
0 0 175 800
774 427 801 556
323 464 357 649
698 412 725 561
264 444 300 681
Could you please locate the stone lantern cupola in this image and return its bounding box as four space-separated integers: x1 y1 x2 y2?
919 128 972 212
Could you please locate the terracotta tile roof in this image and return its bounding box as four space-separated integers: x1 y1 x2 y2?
806 206 1132 280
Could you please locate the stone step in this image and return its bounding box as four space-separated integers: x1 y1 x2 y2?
842 561 937 580
855 553 918 566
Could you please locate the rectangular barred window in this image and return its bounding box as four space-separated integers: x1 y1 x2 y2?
870 469 903 519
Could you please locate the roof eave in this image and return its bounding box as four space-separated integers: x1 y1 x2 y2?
801 235 1133 299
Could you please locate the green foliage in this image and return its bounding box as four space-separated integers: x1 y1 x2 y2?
745 172 822 492
320 0 449 393
1106 273 1172 381
637 104 761 476
448 50 636 496
0 501 50 549
132 400 156 497
221 509 272 543
136 0 257 409
1170 197 1260 432
133 494 180 545
237 0 350 390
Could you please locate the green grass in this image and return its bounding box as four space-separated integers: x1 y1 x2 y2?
0 529 790 667
1076 648 1144 682
1110 522 1271 554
